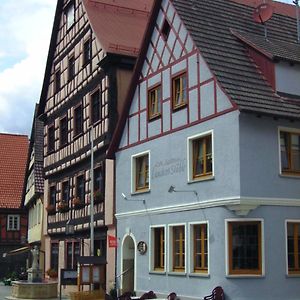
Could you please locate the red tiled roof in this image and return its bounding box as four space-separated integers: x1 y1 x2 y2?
0 134 29 209
83 0 154 57
231 0 297 18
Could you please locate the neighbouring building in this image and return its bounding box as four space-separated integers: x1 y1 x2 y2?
0 133 29 279
108 0 300 299
23 105 45 275
37 0 153 292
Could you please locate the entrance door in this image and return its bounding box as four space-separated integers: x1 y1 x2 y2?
121 235 135 294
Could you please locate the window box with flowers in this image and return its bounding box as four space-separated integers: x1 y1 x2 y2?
46 268 58 279
46 204 56 215
72 197 85 209
57 202 69 213
94 190 104 204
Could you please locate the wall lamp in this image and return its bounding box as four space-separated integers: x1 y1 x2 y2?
121 193 145 204
168 185 198 196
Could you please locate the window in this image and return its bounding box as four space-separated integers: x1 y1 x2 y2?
193 134 212 179
7 215 20 231
48 125 55 153
68 55 75 80
66 241 80 269
50 242 59 271
76 175 85 203
49 185 56 205
162 19 171 40
66 2 75 30
287 222 300 275
280 130 300 175
188 131 213 182
227 221 262 275
94 165 104 192
54 69 61 93
90 89 101 124
153 227 165 271
172 225 185 272
192 223 208 273
172 73 187 109
62 181 69 203
83 38 92 66
132 152 149 192
60 117 68 147
74 104 83 136
148 85 161 120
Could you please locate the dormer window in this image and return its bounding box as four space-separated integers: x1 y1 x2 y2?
66 2 75 30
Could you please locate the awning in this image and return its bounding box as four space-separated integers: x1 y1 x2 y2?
3 246 30 257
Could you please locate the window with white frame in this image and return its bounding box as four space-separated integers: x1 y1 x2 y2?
151 226 165 271
169 224 186 273
286 221 300 275
7 215 20 231
279 129 300 175
190 222 208 274
131 151 150 193
226 220 263 276
188 131 214 182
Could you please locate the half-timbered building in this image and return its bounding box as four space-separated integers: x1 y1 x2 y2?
0 133 28 279
37 0 153 291
23 105 45 275
108 0 300 299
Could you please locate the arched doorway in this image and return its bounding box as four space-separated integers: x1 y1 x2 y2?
121 235 135 294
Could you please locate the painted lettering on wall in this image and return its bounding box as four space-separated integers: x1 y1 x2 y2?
152 158 186 178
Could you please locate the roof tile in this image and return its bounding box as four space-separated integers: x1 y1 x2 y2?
0 134 29 209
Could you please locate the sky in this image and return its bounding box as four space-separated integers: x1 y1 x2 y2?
0 0 295 137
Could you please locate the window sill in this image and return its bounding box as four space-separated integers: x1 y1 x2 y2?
168 271 186 277
131 189 150 195
226 274 264 278
148 114 161 122
73 132 83 140
149 270 166 275
286 273 300 277
172 102 187 112
188 272 210 278
279 173 300 179
188 175 214 184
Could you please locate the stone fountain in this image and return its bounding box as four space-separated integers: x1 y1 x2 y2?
6 246 58 300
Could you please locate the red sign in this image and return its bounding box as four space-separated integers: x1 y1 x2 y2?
108 235 118 248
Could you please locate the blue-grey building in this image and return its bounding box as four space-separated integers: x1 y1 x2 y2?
108 0 300 299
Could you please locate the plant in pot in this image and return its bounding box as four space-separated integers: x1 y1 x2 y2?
46 204 56 215
72 197 84 209
94 189 104 203
46 268 58 279
57 201 69 213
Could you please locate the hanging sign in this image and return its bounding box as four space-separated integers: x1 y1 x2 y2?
108 235 118 248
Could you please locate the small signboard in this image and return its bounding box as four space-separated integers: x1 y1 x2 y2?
80 265 101 284
60 269 78 286
108 235 118 248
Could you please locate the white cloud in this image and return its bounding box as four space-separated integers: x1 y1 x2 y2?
0 0 56 135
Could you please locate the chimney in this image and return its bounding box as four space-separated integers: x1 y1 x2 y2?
294 0 300 42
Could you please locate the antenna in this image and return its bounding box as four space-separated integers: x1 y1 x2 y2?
253 3 273 40
294 0 300 43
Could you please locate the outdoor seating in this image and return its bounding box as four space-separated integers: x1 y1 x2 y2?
203 286 224 300
118 291 133 300
139 291 157 300
167 292 177 300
